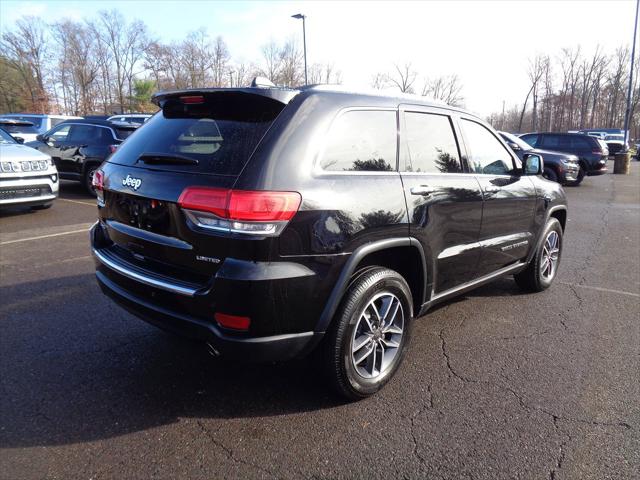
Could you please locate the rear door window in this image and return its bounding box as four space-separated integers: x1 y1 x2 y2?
68 125 101 144
570 136 592 152
109 93 285 175
401 111 462 173
320 110 397 172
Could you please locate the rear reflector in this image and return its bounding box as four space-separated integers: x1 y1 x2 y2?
215 313 251 331
178 187 301 222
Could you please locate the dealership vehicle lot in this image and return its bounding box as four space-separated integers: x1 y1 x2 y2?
1 169 639 478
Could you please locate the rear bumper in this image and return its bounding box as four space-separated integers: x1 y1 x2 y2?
587 160 608 176
95 270 322 362
90 221 326 362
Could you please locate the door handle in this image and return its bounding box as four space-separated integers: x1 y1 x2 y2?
410 186 436 196
484 186 501 193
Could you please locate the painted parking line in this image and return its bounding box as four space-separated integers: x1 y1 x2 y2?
560 282 640 298
59 198 96 207
0 227 90 246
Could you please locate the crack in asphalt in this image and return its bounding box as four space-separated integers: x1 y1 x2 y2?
194 419 278 479
437 327 633 428
409 382 434 472
549 415 571 480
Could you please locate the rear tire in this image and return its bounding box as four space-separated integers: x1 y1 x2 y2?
542 167 559 183
323 267 413 400
514 218 563 292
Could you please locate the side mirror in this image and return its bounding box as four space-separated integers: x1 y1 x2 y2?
523 153 543 175
14 136 25 144
36 134 44 142
508 142 521 151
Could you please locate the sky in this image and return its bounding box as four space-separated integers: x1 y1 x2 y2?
0 0 638 116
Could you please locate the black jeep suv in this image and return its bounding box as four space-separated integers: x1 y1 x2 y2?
90 86 567 399
27 119 138 195
519 132 608 185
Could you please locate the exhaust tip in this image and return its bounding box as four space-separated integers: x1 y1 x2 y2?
206 342 220 357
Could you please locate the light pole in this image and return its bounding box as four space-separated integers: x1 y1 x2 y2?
623 0 639 148
292 13 308 85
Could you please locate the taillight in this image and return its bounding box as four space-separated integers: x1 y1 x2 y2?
591 149 602 155
178 187 301 236
108 145 119 154
92 169 104 191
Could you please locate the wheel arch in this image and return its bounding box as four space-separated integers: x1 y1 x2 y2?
315 238 427 332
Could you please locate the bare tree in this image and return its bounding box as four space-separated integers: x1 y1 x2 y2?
370 73 386 90
93 10 148 113
1 16 50 112
422 74 464 107
260 40 282 84
211 36 230 87
387 63 417 93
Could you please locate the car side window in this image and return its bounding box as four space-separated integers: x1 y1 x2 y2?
320 110 397 172
460 119 514 175
49 125 71 141
521 134 538 147
570 136 591 152
68 125 100 143
402 111 462 173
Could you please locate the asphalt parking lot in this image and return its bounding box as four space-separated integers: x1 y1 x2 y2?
1 167 639 480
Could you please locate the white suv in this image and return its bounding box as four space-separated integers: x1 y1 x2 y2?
0 127 58 210
0 114 83 136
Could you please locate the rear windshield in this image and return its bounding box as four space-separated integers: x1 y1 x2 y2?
2 115 43 128
0 123 38 134
108 92 285 175
115 127 136 140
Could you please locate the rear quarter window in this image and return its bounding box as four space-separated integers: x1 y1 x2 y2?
319 110 397 172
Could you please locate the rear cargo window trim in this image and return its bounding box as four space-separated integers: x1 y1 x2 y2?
314 106 400 177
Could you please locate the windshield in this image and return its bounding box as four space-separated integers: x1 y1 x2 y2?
109 92 285 175
605 135 624 141
1 115 43 129
500 131 532 151
0 128 17 144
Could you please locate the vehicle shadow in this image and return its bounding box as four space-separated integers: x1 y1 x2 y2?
0 273 343 449
0 272 531 449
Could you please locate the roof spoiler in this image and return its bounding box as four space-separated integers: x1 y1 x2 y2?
152 85 299 107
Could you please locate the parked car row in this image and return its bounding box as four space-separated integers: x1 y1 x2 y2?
517 131 609 185
0 113 147 209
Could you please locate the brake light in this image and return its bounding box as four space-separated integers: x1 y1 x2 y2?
592 148 602 155
178 187 301 236
180 95 205 104
109 145 119 154
214 313 251 331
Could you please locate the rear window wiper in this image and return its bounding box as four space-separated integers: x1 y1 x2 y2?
137 153 199 165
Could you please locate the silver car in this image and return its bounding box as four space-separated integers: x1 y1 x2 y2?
0 127 59 210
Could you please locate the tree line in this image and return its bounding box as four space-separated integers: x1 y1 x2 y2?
487 46 640 137
1 9 637 138
0 10 341 115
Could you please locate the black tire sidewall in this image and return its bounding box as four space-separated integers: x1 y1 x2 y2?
533 218 563 289
84 165 98 197
329 268 413 398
